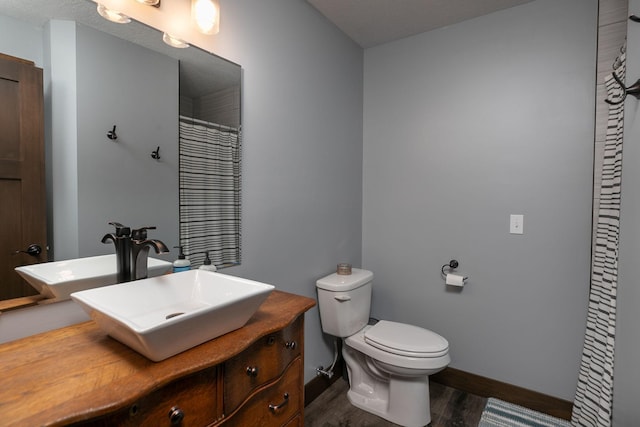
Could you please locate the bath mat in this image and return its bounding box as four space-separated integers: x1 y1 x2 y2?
479 398 571 427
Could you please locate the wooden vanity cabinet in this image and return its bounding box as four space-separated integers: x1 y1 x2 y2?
0 290 315 427
220 358 303 426
223 316 303 414
85 366 223 427
221 317 304 426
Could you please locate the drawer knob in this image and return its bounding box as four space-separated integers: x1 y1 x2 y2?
246 366 259 377
285 341 297 350
168 406 185 425
268 392 289 413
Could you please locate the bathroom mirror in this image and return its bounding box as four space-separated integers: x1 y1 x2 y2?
0 0 241 304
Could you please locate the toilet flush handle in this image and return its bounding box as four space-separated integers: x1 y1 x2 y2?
335 295 351 302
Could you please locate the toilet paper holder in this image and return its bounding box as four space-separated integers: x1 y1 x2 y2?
441 260 468 282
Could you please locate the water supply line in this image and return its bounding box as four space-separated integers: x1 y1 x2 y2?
316 338 339 379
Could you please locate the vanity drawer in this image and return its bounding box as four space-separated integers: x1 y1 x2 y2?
220 357 302 427
283 414 302 427
83 366 222 426
223 317 302 413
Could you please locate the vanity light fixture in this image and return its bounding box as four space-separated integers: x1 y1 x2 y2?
97 0 218 48
162 32 190 48
192 0 220 35
96 4 131 24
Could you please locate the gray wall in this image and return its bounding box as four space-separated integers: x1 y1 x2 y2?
614 0 640 424
75 24 179 258
210 0 364 382
0 14 42 65
48 20 79 261
31 21 179 261
362 0 596 400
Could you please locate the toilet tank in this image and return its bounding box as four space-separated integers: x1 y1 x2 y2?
316 268 373 337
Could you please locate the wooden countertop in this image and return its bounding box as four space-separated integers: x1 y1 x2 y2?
0 290 315 426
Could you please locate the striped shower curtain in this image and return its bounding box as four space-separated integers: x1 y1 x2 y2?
178 115 241 268
572 47 625 427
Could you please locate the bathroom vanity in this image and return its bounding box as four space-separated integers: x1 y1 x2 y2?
0 290 315 426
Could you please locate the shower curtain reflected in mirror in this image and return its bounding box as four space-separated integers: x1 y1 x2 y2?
179 116 241 269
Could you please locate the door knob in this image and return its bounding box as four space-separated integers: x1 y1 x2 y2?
14 244 42 257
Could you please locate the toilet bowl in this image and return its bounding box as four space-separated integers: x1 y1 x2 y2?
316 269 450 427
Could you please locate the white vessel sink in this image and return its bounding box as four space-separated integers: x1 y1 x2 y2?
70 270 275 361
15 254 172 300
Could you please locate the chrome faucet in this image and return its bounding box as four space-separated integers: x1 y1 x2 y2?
102 222 169 283
131 226 170 280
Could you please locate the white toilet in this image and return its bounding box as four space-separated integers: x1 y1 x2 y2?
316 268 450 427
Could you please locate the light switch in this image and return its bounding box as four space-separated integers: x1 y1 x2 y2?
510 214 524 235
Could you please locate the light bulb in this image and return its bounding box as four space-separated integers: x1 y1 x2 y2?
192 0 219 35
96 4 131 24
162 33 189 49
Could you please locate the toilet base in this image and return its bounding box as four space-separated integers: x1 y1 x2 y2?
343 343 432 427
347 379 431 427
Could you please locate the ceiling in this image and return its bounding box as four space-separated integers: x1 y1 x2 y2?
306 0 536 48
1 0 536 51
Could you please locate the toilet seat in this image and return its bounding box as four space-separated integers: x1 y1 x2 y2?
365 320 449 358
345 324 450 372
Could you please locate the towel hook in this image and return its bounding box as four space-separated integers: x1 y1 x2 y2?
151 146 161 160
605 72 640 105
107 125 118 140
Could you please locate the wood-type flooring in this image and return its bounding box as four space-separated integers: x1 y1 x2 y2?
305 378 486 427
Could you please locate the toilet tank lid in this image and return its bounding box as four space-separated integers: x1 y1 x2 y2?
316 268 373 291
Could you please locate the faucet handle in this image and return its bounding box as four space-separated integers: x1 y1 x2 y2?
132 226 157 241
108 221 131 237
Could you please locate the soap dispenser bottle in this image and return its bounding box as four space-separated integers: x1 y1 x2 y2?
172 246 191 272
199 251 217 272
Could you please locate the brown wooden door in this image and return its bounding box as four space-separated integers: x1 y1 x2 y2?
0 53 47 300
